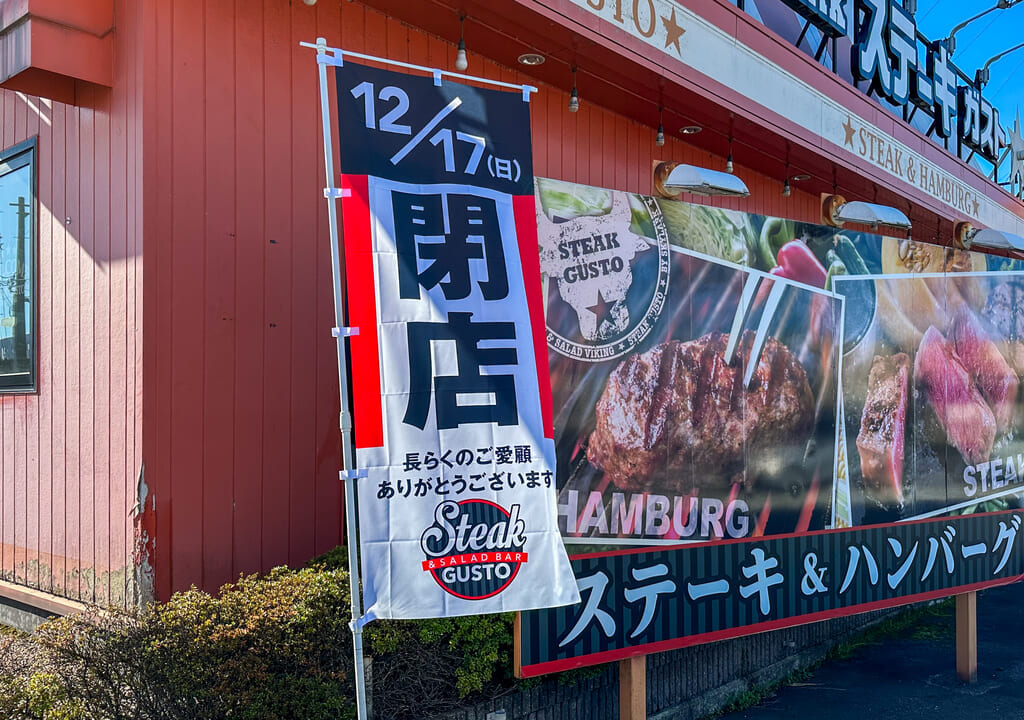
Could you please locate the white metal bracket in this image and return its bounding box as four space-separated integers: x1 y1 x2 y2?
340 468 368 481
315 48 344 66
301 40 538 101
332 326 360 338
324 187 351 199
350 614 374 631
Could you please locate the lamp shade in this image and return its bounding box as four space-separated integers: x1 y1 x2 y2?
971 228 1024 251
824 196 912 230
660 163 750 198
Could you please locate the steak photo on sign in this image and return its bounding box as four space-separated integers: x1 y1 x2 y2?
535 178 843 545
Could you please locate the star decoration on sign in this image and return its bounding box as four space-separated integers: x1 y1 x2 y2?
588 290 616 330
661 8 685 55
1009 113 1024 198
972 197 980 216
536 190 652 342
842 116 856 149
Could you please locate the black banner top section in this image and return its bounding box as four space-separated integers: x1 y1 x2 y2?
518 512 1024 676
335 61 534 195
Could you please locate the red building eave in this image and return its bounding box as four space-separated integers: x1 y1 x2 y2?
0 0 114 105
357 0 1024 244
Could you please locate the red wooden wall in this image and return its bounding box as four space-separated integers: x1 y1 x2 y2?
0 0 143 606
0 0 829 608
138 0 825 601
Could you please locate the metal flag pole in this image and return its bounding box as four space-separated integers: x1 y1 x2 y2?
311 36 369 720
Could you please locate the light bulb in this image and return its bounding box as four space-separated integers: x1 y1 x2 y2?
568 86 579 113
782 179 791 197
455 38 468 71
725 153 733 173
656 123 665 146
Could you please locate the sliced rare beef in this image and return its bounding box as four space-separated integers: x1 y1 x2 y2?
950 305 1019 434
856 353 909 507
587 332 813 493
914 326 995 466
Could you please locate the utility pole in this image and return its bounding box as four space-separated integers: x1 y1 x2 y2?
10 195 28 370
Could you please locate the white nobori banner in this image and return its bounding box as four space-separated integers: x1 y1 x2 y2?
336 59 578 620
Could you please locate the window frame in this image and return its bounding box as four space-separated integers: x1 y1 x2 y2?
0 137 38 394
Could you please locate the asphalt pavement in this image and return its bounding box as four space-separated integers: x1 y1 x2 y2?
719 580 1024 720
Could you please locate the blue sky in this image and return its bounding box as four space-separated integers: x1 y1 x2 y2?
914 0 1024 131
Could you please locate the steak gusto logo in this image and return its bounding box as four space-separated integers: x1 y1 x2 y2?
420 499 528 600
538 189 670 362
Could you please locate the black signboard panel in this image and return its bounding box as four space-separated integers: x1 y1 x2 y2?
519 512 1024 676
336 60 533 195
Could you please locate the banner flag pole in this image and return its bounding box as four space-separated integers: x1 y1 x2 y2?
307 37 577 716
312 36 369 720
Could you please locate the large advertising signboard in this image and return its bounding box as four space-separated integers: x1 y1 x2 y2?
537 179 843 546
518 178 1024 676
835 263 1024 526
336 62 578 621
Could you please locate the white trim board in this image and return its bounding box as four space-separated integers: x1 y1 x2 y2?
563 0 1024 237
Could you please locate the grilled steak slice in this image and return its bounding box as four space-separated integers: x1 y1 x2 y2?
950 305 1018 434
914 326 995 466
856 354 909 507
587 332 813 492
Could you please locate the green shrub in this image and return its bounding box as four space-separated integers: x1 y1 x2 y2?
0 629 86 720
0 671 86 720
0 547 527 720
311 545 518 717
151 567 355 720
24 566 358 720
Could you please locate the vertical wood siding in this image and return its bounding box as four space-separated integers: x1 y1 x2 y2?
0 0 144 606
141 0 826 600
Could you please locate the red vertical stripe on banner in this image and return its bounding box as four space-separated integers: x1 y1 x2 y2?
513 194 554 439
340 174 384 449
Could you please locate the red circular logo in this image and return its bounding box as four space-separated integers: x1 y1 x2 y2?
420 499 529 600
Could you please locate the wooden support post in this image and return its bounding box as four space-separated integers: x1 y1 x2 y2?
619 655 646 720
956 591 977 684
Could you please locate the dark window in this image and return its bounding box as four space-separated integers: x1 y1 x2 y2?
0 139 36 392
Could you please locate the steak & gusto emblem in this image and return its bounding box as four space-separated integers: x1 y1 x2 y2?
537 189 670 362
420 499 529 599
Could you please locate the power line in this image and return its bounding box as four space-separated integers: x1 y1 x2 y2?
990 53 1024 97
956 14 1000 56
917 0 943 21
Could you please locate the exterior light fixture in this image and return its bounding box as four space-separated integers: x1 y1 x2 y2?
680 125 702 135
303 0 317 5
654 161 751 198
455 17 468 71
517 53 545 66
822 194 912 230
783 173 809 196
725 138 734 173
943 1 1020 55
955 221 1024 251
782 169 808 198
975 40 1024 87
568 68 579 112
656 107 665 147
